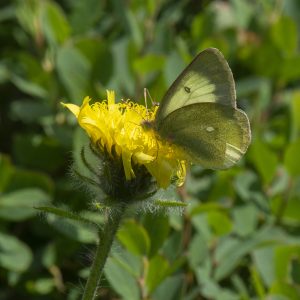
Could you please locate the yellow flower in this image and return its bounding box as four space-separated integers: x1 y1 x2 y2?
62 90 187 189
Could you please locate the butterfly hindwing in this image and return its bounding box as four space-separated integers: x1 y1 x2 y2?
157 103 251 169
156 48 236 127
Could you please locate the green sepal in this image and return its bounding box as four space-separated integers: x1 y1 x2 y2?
35 206 100 229
72 168 99 187
154 199 188 207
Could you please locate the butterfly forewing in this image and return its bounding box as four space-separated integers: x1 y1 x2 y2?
156 48 236 126
157 103 251 169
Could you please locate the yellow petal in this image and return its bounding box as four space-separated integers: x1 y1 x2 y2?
61 103 80 117
146 159 173 188
122 151 135 180
133 152 155 163
107 90 115 105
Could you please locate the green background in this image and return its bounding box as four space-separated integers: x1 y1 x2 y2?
1 0 300 299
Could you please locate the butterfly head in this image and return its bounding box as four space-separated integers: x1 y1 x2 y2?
141 119 156 132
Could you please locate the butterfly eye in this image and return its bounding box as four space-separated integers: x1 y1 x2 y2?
184 86 191 93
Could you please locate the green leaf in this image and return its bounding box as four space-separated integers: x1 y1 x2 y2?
56 46 90 101
291 257 300 285
27 278 55 295
15 0 39 36
231 274 250 300
167 255 186 275
269 282 300 300
0 63 10 84
210 1 236 30
234 170 270 213
10 100 51 123
41 1 70 45
186 171 212 196
162 231 183 262
133 54 165 74
234 170 258 201
152 274 184 300
0 154 14 192
253 246 275 287
268 167 290 197
272 194 300 223
75 37 113 85
41 243 56 268
236 77 271 112
13 134 65 173
284 139 300 176
195 261 240 300
233 204 258 237
191 214 213 241
0 232 33 272
169 213 184 231
10 74 48 98
207 211 232 236
125 9 143 49
68 0 103 34
164 50 185 87
46 213 97 243
145 254 170 294
290 90 300 139
271 16 297 56
5 167 54 194
111 38 135 96
214 227 288 281
188 233 209 269
111 248 142 279
207 171 235 202
0 5 15 23
281 55 300 82
231 0 254 29
117 219 150 256
104 257 140 300
191 202 226 216
274 245 300 282
0 188 51 221
251 265 266 299
143 213 170 257
248 139 278 184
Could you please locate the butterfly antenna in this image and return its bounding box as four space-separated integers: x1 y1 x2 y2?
143 88 148 111
145 88 159 108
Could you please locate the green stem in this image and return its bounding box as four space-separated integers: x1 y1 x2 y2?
82 204 126 300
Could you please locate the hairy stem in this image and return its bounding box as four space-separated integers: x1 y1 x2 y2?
82 204 126 300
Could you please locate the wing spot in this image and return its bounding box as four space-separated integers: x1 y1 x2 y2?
184 86 191 93
206 126 215 132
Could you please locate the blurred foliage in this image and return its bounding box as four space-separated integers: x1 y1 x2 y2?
1 0 300 299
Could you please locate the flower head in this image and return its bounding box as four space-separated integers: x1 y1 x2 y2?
62 91 187 193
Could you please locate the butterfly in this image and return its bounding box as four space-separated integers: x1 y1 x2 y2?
146 47 251 169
